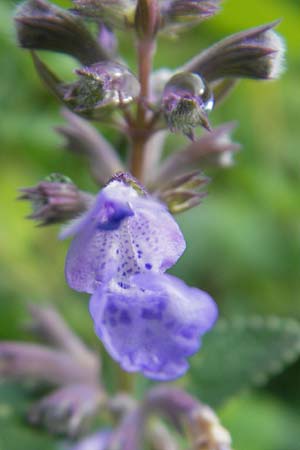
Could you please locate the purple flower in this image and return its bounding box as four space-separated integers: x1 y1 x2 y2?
62 177 186 293
63 176 217 379
90 273 217 380
19 173 92 225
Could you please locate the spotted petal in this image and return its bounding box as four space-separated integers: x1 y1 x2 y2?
63 180 185 293
89 273 218 380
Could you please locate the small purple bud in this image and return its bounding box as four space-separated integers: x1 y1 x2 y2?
72 0 136 30
19 173 92 226
161 0 220 32
15 0 109 65
63 61 140 116
28 384 105 436
158 171 209 214
144 387 232 450
135 0 160 40
162 72 214 139
182 21 285 82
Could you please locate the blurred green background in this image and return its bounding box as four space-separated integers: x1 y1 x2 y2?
0 0 300 449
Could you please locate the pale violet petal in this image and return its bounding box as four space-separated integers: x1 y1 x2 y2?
65 180 185 293
89 273 218 380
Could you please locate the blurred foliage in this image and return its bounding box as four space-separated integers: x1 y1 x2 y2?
189 316 300 407
0 0 300 449
0 384 59 450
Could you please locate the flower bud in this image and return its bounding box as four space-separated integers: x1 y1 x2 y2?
72 0 136 30
158 171 209 214
187 404 232 450
182 21 285 82
161 0 220 32
28 384 104 436
15 0 109 65
31 53 140 118
144 386 232 450
19 174 92 226
135 0 160 40
63 61 140 116
30 53 115 118
162 72 214 139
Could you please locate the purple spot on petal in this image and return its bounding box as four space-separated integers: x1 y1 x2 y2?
165 320 175 330
145 263 152 270
118 281 130 289
180 325 198 339
141 308 162 321
119 310 132 325
109 317 117 327
158 300 166 311
107 303 118 314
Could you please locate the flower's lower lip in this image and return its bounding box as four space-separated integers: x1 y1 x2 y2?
89 272 217 380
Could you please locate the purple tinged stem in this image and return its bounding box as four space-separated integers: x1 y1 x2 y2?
142 130 168 185
143 386 232 449
130 36 156 180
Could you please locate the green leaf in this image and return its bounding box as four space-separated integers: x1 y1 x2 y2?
189 316 300 407
0 383 61 450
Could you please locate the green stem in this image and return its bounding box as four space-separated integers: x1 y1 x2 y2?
118 365 135 393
